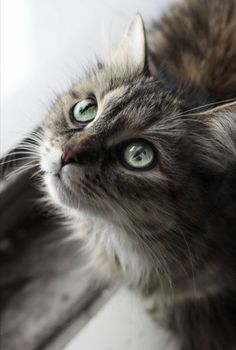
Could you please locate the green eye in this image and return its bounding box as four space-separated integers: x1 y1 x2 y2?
71 98 97 124
122 141 156 170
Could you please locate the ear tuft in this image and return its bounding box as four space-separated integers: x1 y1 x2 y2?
112 14 147 73
196 102 236 170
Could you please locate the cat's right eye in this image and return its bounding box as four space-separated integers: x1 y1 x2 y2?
119 139 157 171
70 98 97 125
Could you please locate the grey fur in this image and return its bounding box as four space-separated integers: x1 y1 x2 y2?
37 1 236 349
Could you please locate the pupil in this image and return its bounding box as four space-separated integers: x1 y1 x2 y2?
134 155 143 162
134 148 145 161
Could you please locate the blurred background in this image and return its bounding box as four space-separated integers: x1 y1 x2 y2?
0 1 177 350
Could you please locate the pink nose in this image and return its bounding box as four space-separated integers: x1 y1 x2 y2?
61 144 78 166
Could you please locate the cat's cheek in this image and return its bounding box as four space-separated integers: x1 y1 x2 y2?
43 173 68 208
40 142 62 175
44 172 80 210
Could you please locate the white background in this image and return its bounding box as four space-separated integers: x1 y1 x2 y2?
64 288 177 350
1 0 176 155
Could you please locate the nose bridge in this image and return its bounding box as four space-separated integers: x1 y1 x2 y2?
70 133 97 152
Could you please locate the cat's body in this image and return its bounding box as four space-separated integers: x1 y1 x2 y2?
146 1 236 348
148 0 236 100
36 0 236 349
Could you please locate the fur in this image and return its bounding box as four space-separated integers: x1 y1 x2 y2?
31 1 236 349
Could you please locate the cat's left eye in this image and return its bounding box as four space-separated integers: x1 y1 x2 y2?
120 140 157 171
70 98 97 125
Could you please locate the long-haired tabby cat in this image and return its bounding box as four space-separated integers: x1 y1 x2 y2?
19 0 236 349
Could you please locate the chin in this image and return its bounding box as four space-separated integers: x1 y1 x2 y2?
44 172 106 221
44 173 77 209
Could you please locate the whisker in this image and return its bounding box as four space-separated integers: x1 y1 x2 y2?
176 98 236 118
6 161 39 179
3 151 38 158
0 156 37 167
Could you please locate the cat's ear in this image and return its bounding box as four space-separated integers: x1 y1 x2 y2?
112 14 147 74
205 103 236 143
193 102 236 170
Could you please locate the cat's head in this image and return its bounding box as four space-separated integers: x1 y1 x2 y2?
40 15 184 222
39 15 236 289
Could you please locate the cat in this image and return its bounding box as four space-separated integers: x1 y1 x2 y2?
26 0 236 349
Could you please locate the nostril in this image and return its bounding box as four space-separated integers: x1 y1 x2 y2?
61 144 78 167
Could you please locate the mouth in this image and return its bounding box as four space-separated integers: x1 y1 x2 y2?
44 160 117 222
45 166 101 215
44 168 78 208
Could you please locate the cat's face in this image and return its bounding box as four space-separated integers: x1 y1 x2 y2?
40 16 186 230
39 15 236 289
41 74 179 220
